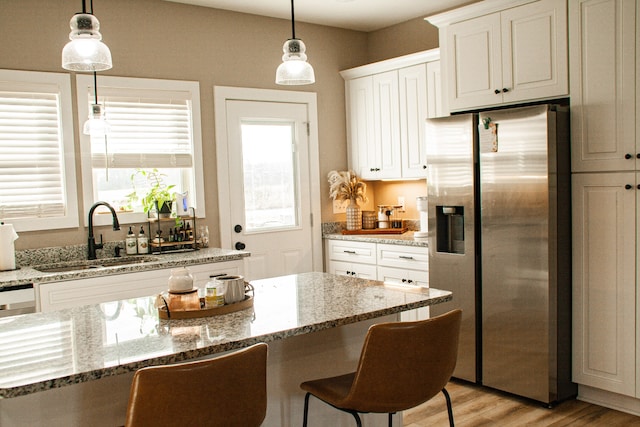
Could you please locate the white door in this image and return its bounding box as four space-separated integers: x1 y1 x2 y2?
215 88 322 281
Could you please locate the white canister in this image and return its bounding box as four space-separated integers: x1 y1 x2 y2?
0 223 18 271
215 275 245 304
168 267 194 293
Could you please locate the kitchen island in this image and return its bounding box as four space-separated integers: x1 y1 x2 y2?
0 272 451 426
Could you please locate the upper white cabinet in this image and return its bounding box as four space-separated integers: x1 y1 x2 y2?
570 0 636 173
341 49 443 180
427 0 568 113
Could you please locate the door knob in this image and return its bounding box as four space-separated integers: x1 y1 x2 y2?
235 242 246 250
234 224 242 233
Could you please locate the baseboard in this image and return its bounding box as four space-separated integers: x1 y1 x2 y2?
578 385 640 417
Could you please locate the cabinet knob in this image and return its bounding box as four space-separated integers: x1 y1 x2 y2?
494 89 501 94
636 153 640 159
502 88 509 93
351 271 356 276
625 153 633 159
422 165 427 169
402 278 407 282
625 184 633 190
234 224 243 233
235 242 246 250
637 184 640 190
407 279 413 284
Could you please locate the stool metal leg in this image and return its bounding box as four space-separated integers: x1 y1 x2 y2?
442 387 455 427
303 392 311 427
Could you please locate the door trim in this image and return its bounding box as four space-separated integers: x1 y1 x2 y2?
214 86 323 273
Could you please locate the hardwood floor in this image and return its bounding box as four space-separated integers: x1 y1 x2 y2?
404 380 640 426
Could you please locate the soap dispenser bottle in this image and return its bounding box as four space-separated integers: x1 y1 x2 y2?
126 226 137 255
137 226 149 254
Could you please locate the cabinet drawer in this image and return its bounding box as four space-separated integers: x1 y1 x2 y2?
329 260 378 280
377 266 429 288
377 244 428 270
327 240 377 264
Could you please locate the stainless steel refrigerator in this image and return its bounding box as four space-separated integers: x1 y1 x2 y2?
426 104 576 404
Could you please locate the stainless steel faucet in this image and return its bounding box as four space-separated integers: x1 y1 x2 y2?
88 201 121 260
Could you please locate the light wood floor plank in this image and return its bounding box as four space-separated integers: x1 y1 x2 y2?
404 380 640 426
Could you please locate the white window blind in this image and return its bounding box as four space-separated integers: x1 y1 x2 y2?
90 90 194 169
0 70 78 231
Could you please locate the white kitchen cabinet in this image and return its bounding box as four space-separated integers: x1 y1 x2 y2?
371 71 402 179
569 0 640 411
325 239 429 319
399 64 429 178
341 49 442 180
570 0 636 173
572 173 637 397
37 261 242 312
428 0 568 112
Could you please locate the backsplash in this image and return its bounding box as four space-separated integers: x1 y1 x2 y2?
15 241 127 268
322 220 419 235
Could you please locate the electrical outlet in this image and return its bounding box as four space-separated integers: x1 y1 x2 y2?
398 196 405 212
333 199 348 214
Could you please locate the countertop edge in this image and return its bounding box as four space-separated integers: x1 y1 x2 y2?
0 290 451 398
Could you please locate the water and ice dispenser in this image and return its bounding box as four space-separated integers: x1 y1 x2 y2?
436 206 465 254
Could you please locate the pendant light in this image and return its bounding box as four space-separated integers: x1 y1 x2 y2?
83 72 109 137
275 0 315 85
62 0 112 72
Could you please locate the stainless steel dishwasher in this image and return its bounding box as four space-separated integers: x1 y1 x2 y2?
0 283 36 317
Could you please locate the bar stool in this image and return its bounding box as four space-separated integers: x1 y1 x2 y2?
125 343 268 427
300 309 462 427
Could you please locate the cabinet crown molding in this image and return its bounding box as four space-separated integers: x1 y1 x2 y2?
425 0 536 27
339 48 440 80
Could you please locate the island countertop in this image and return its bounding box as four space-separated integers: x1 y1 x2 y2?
0 272 451 399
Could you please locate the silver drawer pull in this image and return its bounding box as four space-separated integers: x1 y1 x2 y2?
343 250 357 254
399 255 414 260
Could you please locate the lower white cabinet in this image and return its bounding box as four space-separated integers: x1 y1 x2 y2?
325 239 429 320
36 261 243 312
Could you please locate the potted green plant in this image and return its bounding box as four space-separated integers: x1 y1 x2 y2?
126 168 176 217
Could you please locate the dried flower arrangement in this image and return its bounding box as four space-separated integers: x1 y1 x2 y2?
327 170 368 204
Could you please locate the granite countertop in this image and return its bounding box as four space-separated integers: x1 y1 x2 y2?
323 230 428 247
0 248 250 290
0 272 451 398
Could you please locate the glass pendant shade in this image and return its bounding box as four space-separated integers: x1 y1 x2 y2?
62 13 112 72
276 39 315 85
83 104 110 137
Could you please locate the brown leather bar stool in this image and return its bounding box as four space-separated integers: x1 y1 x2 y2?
300 309 462 427
125 343 268 427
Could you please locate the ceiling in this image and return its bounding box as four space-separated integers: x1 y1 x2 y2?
163 0 474 32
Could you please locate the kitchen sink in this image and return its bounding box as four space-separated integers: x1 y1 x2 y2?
33 256 157 273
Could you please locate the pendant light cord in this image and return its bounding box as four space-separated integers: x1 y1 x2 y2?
290 0 296 39
93 71 99 104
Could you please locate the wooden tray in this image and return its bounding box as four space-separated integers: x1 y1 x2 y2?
158 295 253 320
341 227 408 235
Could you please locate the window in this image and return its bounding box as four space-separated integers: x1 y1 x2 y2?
76 75 205 226
0 70 78 232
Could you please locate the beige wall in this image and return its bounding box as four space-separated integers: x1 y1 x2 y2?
1 0 442 250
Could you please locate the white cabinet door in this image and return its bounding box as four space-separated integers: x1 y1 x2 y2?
399 64 429 178
37 261 243 312
446 12 502 112
346 76 374 178
445 0 568 112
372 71 402 179
570 0 636 172
572 173 636 396
426 60 445 119
501 0 568 104
376 266 429 288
